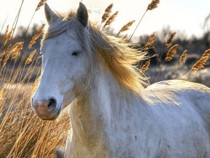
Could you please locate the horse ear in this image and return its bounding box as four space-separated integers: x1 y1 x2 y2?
76 2 88 27
44 3 60 24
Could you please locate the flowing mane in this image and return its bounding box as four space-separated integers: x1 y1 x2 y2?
42 11 148 94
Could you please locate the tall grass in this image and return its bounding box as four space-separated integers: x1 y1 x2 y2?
0 29 70 158
0 1 69 157
0 26 70 157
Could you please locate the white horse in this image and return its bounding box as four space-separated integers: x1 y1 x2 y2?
32 2 210 158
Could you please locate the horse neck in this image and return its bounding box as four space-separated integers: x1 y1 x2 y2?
69 62 143 147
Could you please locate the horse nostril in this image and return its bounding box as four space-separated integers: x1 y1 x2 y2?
48 98 57 110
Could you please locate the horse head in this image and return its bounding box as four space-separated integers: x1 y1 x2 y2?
32 3 91 120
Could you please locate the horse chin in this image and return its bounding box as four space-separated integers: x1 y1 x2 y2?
37 107 61 121
38 115 58 120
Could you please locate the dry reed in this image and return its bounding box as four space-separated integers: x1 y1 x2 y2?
147 0 160 10
165 32 176 48
117 20 135 36
179 50 188 65
165 44 179 62
145 32 156 47
202 49 210 58
0 26 67 158
129 0 160 41
0 50 68 157
0 1 71 157
101 3 113 24
28 24 45 49
140 60 151 73
36 0 46 11
191 56 209 73
25 49 37 65
191 50 210 73
3 26 14 46
1 48 15 69
10 42 24 60
103 11 119 28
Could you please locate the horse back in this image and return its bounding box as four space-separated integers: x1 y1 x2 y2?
147 79 210 132
145 80 210 157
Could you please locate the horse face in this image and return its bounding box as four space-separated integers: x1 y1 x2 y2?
32 3 89 120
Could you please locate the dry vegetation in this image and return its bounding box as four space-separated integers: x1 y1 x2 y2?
0 0 209 157
0 24 70 157
0 1 70 157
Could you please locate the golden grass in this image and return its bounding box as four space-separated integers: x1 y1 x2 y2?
147 0 160 10
191 54 209 73
0 23 69 158
202 49 210 58
101 3 113 24
36 0 47 11
3 25 14 46
28 24 45 49
164 44 179 62
25 49 37 65
117 20 135 36
140 60 151 73
179 49 188 65
10 42 24 60
145 32 156 47
103 11 119 28
165 32 176 48
0 87 69 157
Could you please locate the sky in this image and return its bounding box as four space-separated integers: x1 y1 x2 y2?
0 0 210 39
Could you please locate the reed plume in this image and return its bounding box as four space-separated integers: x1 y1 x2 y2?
129 0 160 41
117 20 135 36
1 42 23 69
147 0 160 10
103 11 119 28
28 24 45 49
201 49 210 58
179 50 188 65
31 77 40 96
10 42 24 60
165 32 176 48
3 25 9 44
191 56 209 73
3 26 14 46
101 3 113 24
25 49 37 65
36 0 46 11
140 60 151 73
145 32 156 47
165 44 179 62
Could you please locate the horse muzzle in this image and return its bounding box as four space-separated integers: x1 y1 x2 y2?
32 98 60 120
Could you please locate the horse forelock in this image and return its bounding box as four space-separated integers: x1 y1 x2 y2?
42 11 148 94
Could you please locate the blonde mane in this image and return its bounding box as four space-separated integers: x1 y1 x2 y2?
42 11 148 94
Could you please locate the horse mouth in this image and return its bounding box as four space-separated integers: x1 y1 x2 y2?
35 106 61 120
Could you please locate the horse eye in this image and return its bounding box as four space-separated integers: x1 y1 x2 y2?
71 51 80 56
